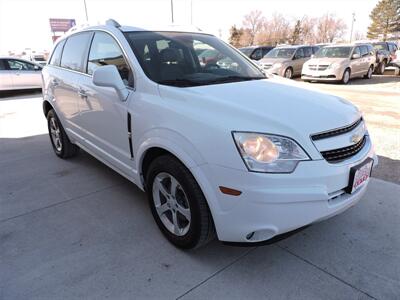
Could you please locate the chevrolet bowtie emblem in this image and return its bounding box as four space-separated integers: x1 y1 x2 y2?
351 133 363 144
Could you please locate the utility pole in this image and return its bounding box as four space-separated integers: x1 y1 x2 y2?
83 0 89 22
349 12 356 42
171 0 174 23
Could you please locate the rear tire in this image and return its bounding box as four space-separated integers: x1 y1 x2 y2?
146 154 215 249
47 109 79 158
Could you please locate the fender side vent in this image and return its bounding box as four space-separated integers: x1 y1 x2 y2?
127 112 134 159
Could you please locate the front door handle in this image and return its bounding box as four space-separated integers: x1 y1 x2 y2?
78 88 88 99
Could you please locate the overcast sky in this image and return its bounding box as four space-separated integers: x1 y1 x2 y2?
0 0 379 54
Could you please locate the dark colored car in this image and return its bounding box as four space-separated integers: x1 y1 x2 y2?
371 41 399 74
239 46 274 61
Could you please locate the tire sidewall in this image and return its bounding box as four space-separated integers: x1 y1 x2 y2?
284 67 293 79
342 69 350 84
47 110 63 157
146 156 205 249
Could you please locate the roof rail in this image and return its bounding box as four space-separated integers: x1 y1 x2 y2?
106 19 121 28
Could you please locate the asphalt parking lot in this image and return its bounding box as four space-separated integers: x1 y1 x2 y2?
1 74 399 299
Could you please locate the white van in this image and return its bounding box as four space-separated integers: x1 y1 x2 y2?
42 20 377 249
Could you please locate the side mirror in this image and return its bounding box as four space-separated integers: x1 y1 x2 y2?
352 53 361 59
92 65 129 101
34 65 41 71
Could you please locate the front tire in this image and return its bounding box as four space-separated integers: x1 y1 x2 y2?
283 67 293 79
146 155 215 249
364 66 373 79
47 109 79 158
341 68 351 84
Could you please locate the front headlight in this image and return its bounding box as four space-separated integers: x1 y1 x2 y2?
328 63 340 70
232 132 310 173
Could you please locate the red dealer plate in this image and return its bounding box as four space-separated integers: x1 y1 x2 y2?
346 158 374 194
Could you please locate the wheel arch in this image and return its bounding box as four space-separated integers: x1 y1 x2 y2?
42 100 53 117
136 131 206 189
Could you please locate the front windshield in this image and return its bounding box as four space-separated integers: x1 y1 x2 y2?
264 48 296 59
239 47 255 57
124 31 265 87
314 47 352 58
372 43 386 51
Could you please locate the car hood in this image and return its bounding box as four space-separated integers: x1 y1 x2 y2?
305 57 348 66
259 58 290 65
158 78 360 150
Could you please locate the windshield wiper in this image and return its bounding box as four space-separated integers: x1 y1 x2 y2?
158 78 202 87
204 76 265 85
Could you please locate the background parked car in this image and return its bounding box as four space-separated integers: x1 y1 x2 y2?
302 44 376 84
0 57 42 91
371 41 398 74
239 46 274 61
259 45 319 78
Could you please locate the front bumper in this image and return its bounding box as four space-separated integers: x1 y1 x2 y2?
191 137 377 243
302 67 344 81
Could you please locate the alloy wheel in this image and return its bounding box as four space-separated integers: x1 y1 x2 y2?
284 68 292 79
152 172 191 236
49 117 62 152
343 70 350 84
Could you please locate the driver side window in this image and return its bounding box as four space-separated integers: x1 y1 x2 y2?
6 59 35 71
87 31 133 87
294 48 305 59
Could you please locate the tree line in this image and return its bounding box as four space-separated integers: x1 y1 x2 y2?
229 11 348 48
229 0 400 48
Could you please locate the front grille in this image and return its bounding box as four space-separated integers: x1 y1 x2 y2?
311 118 363 141
308 64 329 71
320 136 367 163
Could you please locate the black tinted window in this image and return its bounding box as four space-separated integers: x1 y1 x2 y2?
303 47 313 57
61 32 92 72
360 46 369 57
367 45 375 55
251 48 263 60
0 60 5 70
312 46 320 54
49 40 66 66
262 47 273 56
389 44 397 52
295 48 305 58
353 47 361 57
87 31 132 86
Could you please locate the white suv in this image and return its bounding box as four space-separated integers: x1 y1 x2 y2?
42 20 377 249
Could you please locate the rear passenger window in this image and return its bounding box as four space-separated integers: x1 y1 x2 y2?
0 60 5 70
312 46 320 54
87 31 132 86
49 40 66 66
61 32 93 72
360 46 369 57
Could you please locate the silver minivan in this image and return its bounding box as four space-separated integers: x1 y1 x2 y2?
258 45 319 78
